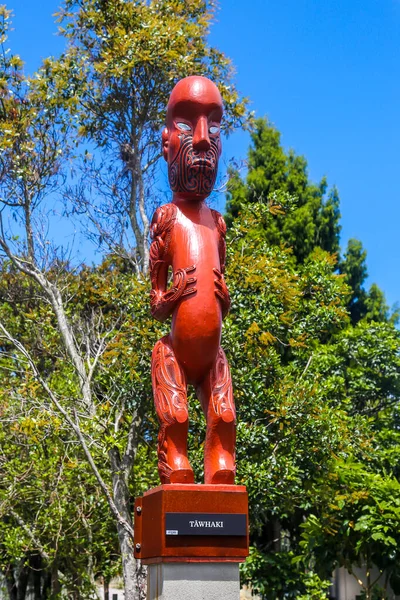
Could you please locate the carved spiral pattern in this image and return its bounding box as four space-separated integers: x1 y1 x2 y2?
151 336 188 426
210 347 236 423
149 203 177 273
152 336 189 481
157 429 172 482
168 134 220 195
149 204 177 316
211 209 227 274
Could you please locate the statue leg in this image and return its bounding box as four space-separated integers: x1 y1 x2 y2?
196 347 236 485
151 335 194 484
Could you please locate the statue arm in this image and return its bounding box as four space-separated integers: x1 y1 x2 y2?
211 210 231 319
150 263 196 323
149 204 196 323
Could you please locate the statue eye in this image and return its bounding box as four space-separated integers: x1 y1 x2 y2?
176 122 191 132
209 125 219 134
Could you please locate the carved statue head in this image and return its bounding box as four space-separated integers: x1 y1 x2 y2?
163 76 223 198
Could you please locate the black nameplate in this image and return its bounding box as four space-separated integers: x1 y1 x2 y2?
165 513 247 536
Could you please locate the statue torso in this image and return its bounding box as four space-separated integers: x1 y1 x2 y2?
169 203 222 383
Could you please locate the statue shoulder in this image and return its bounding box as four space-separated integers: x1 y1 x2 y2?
210 209 227 239
149 203 177 268
150 203 177 240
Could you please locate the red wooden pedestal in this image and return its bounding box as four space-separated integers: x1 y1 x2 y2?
134 484 249 565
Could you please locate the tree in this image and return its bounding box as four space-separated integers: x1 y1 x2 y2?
220 200 359 598
365 283 391 323
52 0 250 271
1 5 398 599
0 256 159 600
225 118 341 261
0 11 146 596
0 3 248 598
300 462 400 600
0 265 123 599
340 240 398 326
224 120 400 599
307 320 400 417
340 238 368 323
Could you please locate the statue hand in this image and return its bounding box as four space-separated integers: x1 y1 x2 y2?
213 268 230 319
165 265 197 302
151 265 197 321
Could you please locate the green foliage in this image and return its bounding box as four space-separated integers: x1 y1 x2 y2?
365 283 396 324
307 320 400 416
0 4 398 599
47 0 251 268
300 462 400 594
221 202 353 597
226 118 341 262
0 5 74 290
224 120 400 599
0 4 248 596
240 548 330 599
340 239 397 326
56 0 250 137
0 263 153 594
241 548 306 599
340 238 369 323
296 573 331 600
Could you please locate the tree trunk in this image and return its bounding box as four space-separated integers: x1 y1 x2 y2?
271 517 281 552
51 562 61 597
5 570 17 600
104 578 110 600
29 554 43 600
16 564 29 600
366 570 371 600
365 555 372 600
135 561 147 600
32 568 42 600
109 448 141 600
117 524 138 600
42 571 51 600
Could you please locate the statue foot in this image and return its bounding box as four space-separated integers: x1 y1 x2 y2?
158 457 195 484
169 468 195 484
208 469 235 485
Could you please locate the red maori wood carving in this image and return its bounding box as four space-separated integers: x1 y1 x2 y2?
150 76 236 485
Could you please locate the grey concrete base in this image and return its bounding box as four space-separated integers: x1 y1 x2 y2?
147 562 240 600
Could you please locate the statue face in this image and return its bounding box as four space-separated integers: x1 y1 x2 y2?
163 77 223 198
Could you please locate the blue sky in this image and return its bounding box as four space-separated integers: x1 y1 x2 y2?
6 0 400 308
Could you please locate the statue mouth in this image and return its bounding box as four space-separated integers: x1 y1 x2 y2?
190 156 215 169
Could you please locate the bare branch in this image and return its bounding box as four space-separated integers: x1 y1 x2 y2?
121 412 139 477
0 320 134 541
0 214 94 413
8 508 50 561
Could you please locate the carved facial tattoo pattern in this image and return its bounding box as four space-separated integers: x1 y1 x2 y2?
168 131 220 196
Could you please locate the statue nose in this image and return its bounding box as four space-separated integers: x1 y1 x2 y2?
193 118 210 151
